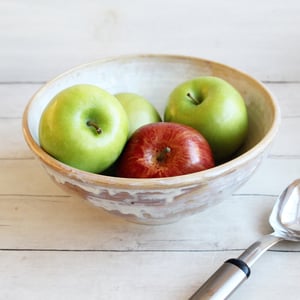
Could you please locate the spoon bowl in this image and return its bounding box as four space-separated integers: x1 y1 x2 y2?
270 178 300 240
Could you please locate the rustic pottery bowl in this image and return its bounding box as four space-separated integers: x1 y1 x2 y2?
22 54 280 225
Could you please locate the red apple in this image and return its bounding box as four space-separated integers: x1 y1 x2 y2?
116 122 215 178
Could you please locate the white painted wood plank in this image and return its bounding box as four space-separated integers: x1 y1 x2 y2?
270 117 300 157
2 115 298 159
236 157 300 196
0 194 270 250
268 83 300 117
1 189 300 252
0 250 299 300
1 155 299 197
1 0 300 82
0 119 32 159
0 83 297 152
0 159 67 196
1 84 300 159
2 116 300 159
1 82 300 118
0 84 41 118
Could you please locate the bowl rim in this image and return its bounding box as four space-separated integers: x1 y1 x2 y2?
22 53 281 189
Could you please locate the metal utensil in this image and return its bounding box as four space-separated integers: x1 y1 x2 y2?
189 179 300 300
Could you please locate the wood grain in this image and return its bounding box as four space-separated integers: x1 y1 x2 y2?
1 0 300 299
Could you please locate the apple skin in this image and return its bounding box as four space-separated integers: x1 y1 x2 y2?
115 92 161 137
164 76 248 162
116 122 215 178
39 84 129 173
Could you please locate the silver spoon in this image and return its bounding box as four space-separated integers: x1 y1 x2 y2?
189 178 300 300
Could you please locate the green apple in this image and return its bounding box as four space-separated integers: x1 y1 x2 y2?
115 92 161 137
39 84 129 173
164 76 248 162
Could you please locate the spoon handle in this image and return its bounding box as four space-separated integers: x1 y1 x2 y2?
189 234 282 300
238 233 283 266
189 258 250 300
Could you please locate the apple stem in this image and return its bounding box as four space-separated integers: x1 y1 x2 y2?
157 147 171 162
87 120 102 134
187 92 202 105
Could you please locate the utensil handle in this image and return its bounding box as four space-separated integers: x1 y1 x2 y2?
189 258 250 300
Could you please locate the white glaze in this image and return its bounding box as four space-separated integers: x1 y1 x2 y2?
22 55 281 224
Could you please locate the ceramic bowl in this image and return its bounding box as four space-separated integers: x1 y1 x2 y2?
22 54 280 224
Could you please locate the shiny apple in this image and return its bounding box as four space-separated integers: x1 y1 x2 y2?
39 84 129 173
115 92 161 137
116 122 215 178
164 76 248 162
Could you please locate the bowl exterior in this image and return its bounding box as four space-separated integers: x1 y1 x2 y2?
39 152 264 225
22 54 280 224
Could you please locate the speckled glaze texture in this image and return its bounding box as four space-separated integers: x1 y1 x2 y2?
22 55 280 224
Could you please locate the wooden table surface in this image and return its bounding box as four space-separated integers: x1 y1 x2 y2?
1 1 300 299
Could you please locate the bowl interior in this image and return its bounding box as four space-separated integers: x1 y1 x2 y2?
25 54 279 172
